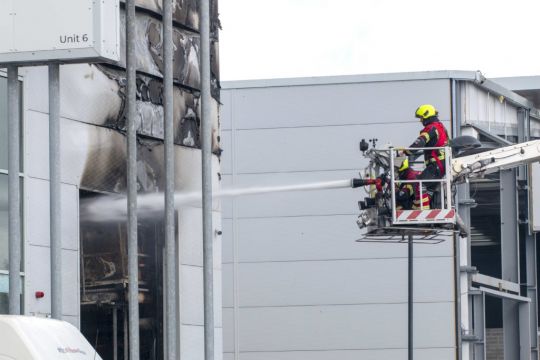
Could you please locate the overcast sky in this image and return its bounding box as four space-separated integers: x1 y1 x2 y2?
219 0 540 81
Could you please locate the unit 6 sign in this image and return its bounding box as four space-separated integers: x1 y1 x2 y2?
60 34 90 45
0 0 119 64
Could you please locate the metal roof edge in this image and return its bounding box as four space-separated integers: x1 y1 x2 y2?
221 70 480 89
478 78 540 117
221 70 540 117
491 75 540 91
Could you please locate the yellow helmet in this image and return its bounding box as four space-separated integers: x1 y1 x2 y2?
398 157 409 172
415 104 438 121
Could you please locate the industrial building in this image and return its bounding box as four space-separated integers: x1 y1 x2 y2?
1 2 540 360
220 71 540 360
0 0 223 359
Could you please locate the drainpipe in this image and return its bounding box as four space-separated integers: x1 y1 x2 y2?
452 79 463 360
200 0 214 358
7 65 21 316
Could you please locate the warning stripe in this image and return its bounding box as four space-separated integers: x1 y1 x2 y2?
426 209 441 219
395 209 455 222
407 210 422 220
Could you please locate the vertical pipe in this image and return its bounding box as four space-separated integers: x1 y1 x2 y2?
389 149 396 222
200 0 214 359
500 169 520 358
49 64 62 320
408 234 414 360
113 307 118 360
452 79 466 360
126 0 140 358
7 65 21 315
123 307 129 360
163 0 177 358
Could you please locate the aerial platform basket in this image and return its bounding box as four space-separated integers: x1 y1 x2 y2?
389 146 455 226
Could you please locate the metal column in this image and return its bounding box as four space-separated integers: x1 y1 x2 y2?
408 234 414 360
472 292 486 360
453 79 470 360
7 65 21 315
200 0 214 358
525 229 538 360
457 181 474 360
162 0 177 358
519 109 538 360
49 64 62 320
500 169 521 359
519 302 532 360
126 0 140 358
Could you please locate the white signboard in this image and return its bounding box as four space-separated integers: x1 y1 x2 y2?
530 162 540 232
0 0 119 64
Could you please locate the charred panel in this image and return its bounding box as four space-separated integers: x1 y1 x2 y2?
78 118 220 195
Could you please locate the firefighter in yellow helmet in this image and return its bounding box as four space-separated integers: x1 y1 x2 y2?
395 158 430 210
404 104 449 208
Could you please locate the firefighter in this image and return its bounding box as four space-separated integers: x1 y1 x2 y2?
395 158 430 210
404 104 449 207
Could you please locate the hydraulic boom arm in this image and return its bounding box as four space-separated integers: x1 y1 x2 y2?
451 140 540 181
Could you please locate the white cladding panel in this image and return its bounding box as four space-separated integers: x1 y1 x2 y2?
0 0 119 63
222 216 453 264
224 348 455 360
224 79 451 130
235 303 454 351
229 121 450 175
222 257 453 308
221 78 456 359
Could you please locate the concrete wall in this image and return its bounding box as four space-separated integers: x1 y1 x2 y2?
221 76 457 360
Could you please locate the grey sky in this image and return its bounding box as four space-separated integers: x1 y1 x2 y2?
219 0 540 81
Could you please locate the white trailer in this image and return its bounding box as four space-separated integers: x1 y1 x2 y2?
0 315 102 360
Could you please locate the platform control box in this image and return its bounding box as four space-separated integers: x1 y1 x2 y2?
0 0 120 64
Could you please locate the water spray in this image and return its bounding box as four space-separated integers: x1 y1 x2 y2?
81 178 363 222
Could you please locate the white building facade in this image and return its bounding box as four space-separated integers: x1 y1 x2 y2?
221 71 540 360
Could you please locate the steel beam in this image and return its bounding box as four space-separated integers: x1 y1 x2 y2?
477 287 530 303
200 0 214 359
7 65 21 315
462 123 513 146
49 64 62 320
500 169 521 359
126 0 140 358
471 273 520 294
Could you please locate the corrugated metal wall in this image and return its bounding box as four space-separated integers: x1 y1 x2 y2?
221 77 456 360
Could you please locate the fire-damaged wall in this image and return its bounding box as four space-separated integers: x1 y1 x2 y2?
20 1 222 359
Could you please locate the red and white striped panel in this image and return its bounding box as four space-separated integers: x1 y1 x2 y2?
395 209 456 223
